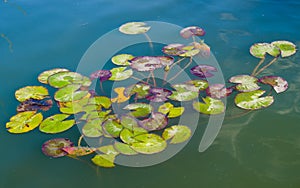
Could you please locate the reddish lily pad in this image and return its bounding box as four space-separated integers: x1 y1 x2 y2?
190 65 217 78
206 84 233 99
90 70 112 81
146 88 172 102
41 138 74 158
162 43 185 56
229 75 260 92
180 26 206 39
259 76 288 93
62 146 96 156
139 112 168 131
192 41 211 58
17 98 53 112
130 56 163 72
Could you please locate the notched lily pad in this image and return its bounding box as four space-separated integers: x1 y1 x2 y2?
162 43 185 56
185 80 209 91
193 97 225 115
91 154 116 168
139 112 168 131
48 71 91 88
123 103 152 117
102 119 123 138
229 75 260 92
89 96 112 109
259 76 288 93
206 84 233 99
190 65 217 78
111 54 134 66
146 88 172 102
17 98 53 112
15 86 49 102
119 22 150 35
90 70 112 81
158 102 184 118
6 111 43 133
234 90 274 110
114 141 138 155
82 119 103 138
180 26 206 39
38 68 69 84
162 125 192 144
130 56 163 72
120 127 148 144
130 133 167 154
250 43 280 58
98 145 119 155
39 114 75 134
125 83 150 99
168 84 199 101
271 41 297 57
111 87 130 103
41 138 74 158
54 84 89 102
109 67 133 81
120 115 139 130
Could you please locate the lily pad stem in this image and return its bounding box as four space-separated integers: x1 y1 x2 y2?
254 57 278 76
151 71 156 87
78 135 84 147
1 33 13 52
251 57 265 76
167 57 193 83
131 76 152 85
143 33 153 49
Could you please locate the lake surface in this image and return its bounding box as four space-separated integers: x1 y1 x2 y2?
1 0 300 187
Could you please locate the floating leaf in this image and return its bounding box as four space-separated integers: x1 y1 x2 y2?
89 96 112 109
158 102 184 118
140 112 168 131
185 80 209 91
120 115 139 130
162 125 192 144
146 88 172 102
54 84 89 102
39 114 75 134
111 54 134 66
48 71 91 88
192 41 211 58
271 41 297 57
114 141 138 155
190 65 217 78
123 103 152 117
249 43 280 58
193 97 225 115
6 111 43 133
162 43 185 56
179 45 200 57
38 68 69 84
168 84 199 101
229 75 260 92
58 94 91 114
92 154 116 168
98 145 119 155
120 127 147 144
259 76 288 93
234 90 274 110
119 22 150 35
90 70 112 81
17 98 53 112
125 83 150 99
42 138 74 158
180 26 206 39
62 146 96 157
82 119 103 138
109 67 133 81
130 134 167 154
130 56 163 72
102 119 123 137
15 86 49 102
206 84 233 99
111 87 130 103
158 102 174 114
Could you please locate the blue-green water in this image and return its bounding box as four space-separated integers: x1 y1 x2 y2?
1 0 300 187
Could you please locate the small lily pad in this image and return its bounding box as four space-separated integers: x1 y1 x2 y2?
91 154 116 168
139 112 168 131
259 76 288 93
114 141 138 155
130 56 163 72
192 41 211 58
109 67 133 81
38 68 69 84
39 114 75 134
111 87 130 103
102 119 123 137
234 90 274 110
90 70 112 81
130 133 167 154
119 22 150 35
42 138 74 158
6 111 43 133
125 83 150 99
15 86 49 102
120 127 147 144
271 41 297 58
98 145 119 156
158 102 184 118
250 43 280 58
89 96 112 109
229 75 260 92
111 54 134 66
162 125 192 144
48 71 91 88
82 118 103 138
168 84 199 101
123 103 152 117
190 65 217 78
162 43 185 56
179 46 200 57
62 146 96 156
120 115 139 130
185 80 209 91
146 88 172 102
58 94 91 114
206 84 233 99
193 97 225 115
17 98 53 112
180 26 206 39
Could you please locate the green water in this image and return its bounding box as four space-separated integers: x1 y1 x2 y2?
1 0 300 187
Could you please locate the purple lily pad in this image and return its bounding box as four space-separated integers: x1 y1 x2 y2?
190 65 217 78
42 138 74 158
159 56 175 66
162 44 185 56
206 84 233 99
180 26 206 39
139 112 168 131
130 56 173 72
90 70 112 82
146 88 172 102
17 98 53 112
259 76 288 93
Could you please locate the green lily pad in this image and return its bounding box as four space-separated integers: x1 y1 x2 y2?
162 125 192 144
54 84 89 102
120 127 148 144
38 68 69 84
98 145 119 155
250 43 280 58
123 103 153 117
42 138 74 158
39 114 75 134
229 75 260 92
109 67 133 81
6 111 43 133
58 94 91 114
120 115 139 130
193 97 225 115
271 40 297 57
62 146 96 156
15 86 49 102
130 133 167 154
102 119 123 137
91 154 116 168
158 102 184 118
168 84 199 101
234 90 274 110
89 96 112 109
185 80 209 91
82 118 103 138
179 48 200 57
119 22 150 35
111 54 134 66
48 71 91 88
125 83 150 99
114 141 138 155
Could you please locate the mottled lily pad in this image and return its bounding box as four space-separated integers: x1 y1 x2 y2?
120 115 139 130
58 94 91 114
139 112 168 131
158 102 184 118
234 90 274 110
82 118 103 138
193 97 225 115
54 84 89 102
130 133 167 154
119 22 150 35
6 111 43 133
259 76 288 93
146 88 172 102
89 96 112 109
39 114 75 134
206 84 233 99
185 80 209 91
125 83 150 99
109 67 133 81
114 141 138 155
192 42 211 58
38 68 69 84
98 145 119 155
130 56 163 72
15 86 49 102
102 119 123 137
250 43 280 58
123 103 152 117
90 70 112 81
48 71 91 88
91 154 116 168
162 125 192 144
17 98 53 112
120 127 148 144
271 41 297 57
229 75 260 92
42 138 74 158
62 146 96 156
180 26 206 39
179 45 200 57
111 54 134 66
111 87 130 103
190 65 217 78
162 43 185 56
168 84 199 101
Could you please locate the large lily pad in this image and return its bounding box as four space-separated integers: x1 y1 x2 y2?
271 41 297 58
114 141 138 155
38 68 69 84
111 87 130 103
130 133 167 154
234 90 274 110
162 125 192 144
250 43 280 58
139 112 168 131
111 54 134 66
119 22 150 35
168 84 199 101
229 75 260 92
259 76 288 93
125 83 150 99
120 115 139 130
6 111 43 133
146 88 172 102
62 146 96 157
17 98 53 112
158 102 185 118
180 26 206 39
89 70 112 81
193 97 225 115
206 84 233 99
109 67 133 81
39 114 75 134
15 86 49 102
102 119 123 138
190 65 217 78
123 103 152 117
54 84 89 102
91 154 116 168
89 96 112 109
82 118 103 138
41 138 74 158
48 71 91 88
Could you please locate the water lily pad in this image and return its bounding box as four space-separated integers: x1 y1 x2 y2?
92 154 116 168
39 114 75 134
111 54 134 66
229 75 260 92
146 88 172 102
271 41 297 57
162 125 192 144
250 43 280 58
102 119 123 137
120 115 139 130
179 46 200 57
111 87 130 103
62 146 96 156
185 80 209 91
42 138 74 158
130 133 167 154
259 76 288 93
123 103 152 117
114 141 138 155
17 98 53 112
58 94 91 114
140 112 168 131
234 90 274 110
15 86 49 102
130 56 163 72
120 127 148 144
89 96 112 109
109 67 133 81
162 43 185 56
82 118 103 138
206 84 233 99
158 102 184 118
193 97 225 115
6 111 43 133
168 84 199 101
119 22 150 35
192 41 211 58
125 83 150 99
89 70 112 81
54 84 89 102
180 26 206 39
48 71 91 88
98 145 119 155
190 65 217 78
38 68 69 84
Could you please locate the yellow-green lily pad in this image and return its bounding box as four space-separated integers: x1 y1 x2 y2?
123 103 152 117
98 145 119 155
162 125 192 144
229 75 260 92
193 97 225 115
82 118 103 138
114 141 138 155
39 114 75 134
250 43 280 58
158 102 184 118
15 86 49 102
120 115 139 130
92 154 116 168
54 84 89 102
120 127 147 144
111 54 134 66
6 111 43 133
130 133 167 154
119 22 150 35
48 71 91 88
38 68 69 84
109 67 133 81
102 119 123 137
234 90 274 110
271 40 297 58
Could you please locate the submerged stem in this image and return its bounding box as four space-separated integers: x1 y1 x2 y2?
1 33 13 52
251 57 265 76
151 71 156 87
143 33 153 49
254 57 278 76
167 57 193 83
78 135 84 147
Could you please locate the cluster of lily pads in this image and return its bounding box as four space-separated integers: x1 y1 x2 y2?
5 22 296 168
